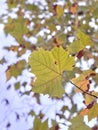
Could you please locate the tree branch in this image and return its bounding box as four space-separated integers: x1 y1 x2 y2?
70 81 98 99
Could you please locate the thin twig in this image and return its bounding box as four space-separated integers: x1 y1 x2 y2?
70 81 98 99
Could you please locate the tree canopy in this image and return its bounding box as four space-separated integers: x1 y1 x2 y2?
1 0 98 129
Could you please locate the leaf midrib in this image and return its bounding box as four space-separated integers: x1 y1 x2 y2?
32 57 62 76
35 74 61 87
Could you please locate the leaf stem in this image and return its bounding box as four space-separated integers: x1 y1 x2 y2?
70 81 98 99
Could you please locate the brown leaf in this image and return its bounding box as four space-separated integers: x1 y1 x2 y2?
70 3 77 14
77 50 85 59
6 66 11 81
72 70 96 92
80 108 88 116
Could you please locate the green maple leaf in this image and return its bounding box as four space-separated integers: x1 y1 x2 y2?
29 46 75 97
68 30 93 53
69 115 90 130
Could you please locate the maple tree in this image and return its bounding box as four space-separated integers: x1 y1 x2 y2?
1 0 98 129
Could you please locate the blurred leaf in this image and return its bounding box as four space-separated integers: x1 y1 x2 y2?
80 103 98 121
89 1 98 18
84 92 98 106
6 67 11 81
70 3 77 14
68 30 93 53
55 33 66 45
77 50 85 59
6 60 26 80
63 67 80 82
37 36 45 44
33 117 48 130
48 25 56 32
50 120 59 130
56 5 64 18
85 94 95 106
80 108 89 116
93 6 98 18
69 115 90 130
0 58 6 64
29 46 75 97
7 0 25 9
26 4 39 12
92 73 98 86
70 104 77 113
15 82 20 90
10 45 19 52
4 17 29 43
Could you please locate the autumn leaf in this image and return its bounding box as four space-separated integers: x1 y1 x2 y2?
54 34 66 45
84 92 98 105
68 30 93 54
69 115 90 130
80 103 98 121
6 60 26 80
77 50 85 59
80 108 89 116
29 46 75 97
72 70 96 92
70 3 77 14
